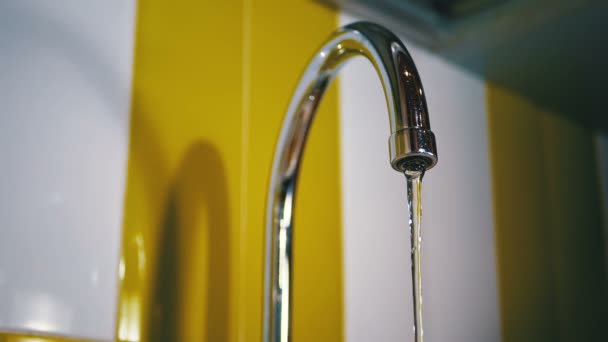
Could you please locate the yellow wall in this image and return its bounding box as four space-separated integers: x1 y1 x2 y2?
116 0 244 340
117 0 341 341
487 84 606 341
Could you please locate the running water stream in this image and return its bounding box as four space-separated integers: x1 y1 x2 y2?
406 169 424 342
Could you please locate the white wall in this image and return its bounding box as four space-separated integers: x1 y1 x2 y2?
339 13 501 342
0 1 136 340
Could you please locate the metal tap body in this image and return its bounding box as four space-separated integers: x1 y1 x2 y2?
263 22 438 342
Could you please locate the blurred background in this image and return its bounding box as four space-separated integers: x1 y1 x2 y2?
0 0 606 341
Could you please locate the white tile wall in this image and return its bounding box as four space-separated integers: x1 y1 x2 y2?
339 13 501 342
0 1 136 339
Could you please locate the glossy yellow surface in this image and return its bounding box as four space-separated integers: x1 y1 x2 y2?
116 0 244 341
487 83 605 341
117 0 340 342
245 2 342 341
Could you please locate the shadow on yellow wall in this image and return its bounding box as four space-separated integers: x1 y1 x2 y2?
115 0 244 335
117 89 239 341
117 0 342 341
151 142 231 341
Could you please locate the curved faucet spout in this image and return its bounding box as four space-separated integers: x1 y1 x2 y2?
263 22 438 342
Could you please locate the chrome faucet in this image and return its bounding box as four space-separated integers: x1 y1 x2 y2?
263 22 438 342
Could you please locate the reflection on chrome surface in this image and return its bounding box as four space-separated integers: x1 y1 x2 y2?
263 22 438 342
